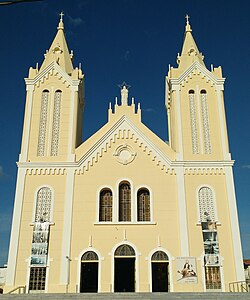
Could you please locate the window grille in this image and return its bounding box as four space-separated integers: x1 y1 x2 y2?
189 90 199 154
151 251 168 261
29 267 46 291
198 187 216 222
35 187 52 222
119 182 131 221
205 266 221 289
37 90 49 156
115 244 135 257
137 189 150 221
99 189 112 221
201 90 211 154
81 251 98 261
51 90 61 156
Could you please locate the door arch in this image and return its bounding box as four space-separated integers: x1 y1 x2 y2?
151 251 169 292
80 251 98 293
114 244 135 292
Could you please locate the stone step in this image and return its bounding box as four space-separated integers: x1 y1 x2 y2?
1 293 250 300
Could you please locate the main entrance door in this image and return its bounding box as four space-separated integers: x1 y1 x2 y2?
151 251 169 292
114 244 136 292
80 251 98 293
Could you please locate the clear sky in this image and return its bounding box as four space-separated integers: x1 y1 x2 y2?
0 0 249 266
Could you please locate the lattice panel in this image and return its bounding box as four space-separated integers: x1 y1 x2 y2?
51 91 61 156
35 187 52 222
37 91 49 156
29 267 46 291
201 93 211 154
198 187 216 222
189 93 199 154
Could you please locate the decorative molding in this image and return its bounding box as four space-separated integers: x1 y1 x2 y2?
201 93 211 154
51 91 61 156
114 144 136 165
184 168 224 175
189 93 199 154
169 61 225 88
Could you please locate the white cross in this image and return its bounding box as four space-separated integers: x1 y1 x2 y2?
59 12 64 22
185 14 190 25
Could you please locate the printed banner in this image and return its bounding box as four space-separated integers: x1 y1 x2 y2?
176 257 197 283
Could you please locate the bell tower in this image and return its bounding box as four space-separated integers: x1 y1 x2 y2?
20 13 84 162
166 16 230 161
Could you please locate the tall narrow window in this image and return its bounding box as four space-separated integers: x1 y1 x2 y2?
99 189 112 221
51 90 62 156
198 187 216 222
119 182 131 221
137 188 150 221
200 90 211 154
189 90 199 154
37 90 49 156
35 187 52 222
29 267 46 291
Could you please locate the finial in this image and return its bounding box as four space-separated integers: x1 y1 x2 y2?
57 11 64 30
185 14 192 32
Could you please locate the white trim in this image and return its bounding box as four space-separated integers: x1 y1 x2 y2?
20 85 34 162
77 248 102 293
147 247 173 292
110 241 139 292
175 88 183 160
60 168 75 284
224 166 245 281
176 167 189 256
6 168 26 286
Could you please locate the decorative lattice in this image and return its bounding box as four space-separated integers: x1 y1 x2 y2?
81 251 98 261
198 187 216 222
99 189 112 221
189 92 199 154
205 266 221 289
137 189 150 221
115 244 135 256
29 267 46 291
51 91 61 156
201 92 211 154
151 251 168 261
119 182 131 221
35 187 52 222
37 91 49 156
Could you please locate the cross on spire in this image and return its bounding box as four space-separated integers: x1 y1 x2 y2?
185 14 190 25
60 11 64 22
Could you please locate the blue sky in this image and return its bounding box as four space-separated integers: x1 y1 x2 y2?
0 0 249 266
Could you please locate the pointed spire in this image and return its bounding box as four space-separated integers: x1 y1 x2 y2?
177 15 205 69
40 12 73 74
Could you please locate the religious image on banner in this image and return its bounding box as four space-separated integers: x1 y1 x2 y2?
176 257 198 283
30 221 50 266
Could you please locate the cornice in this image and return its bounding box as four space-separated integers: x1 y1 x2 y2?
25 61 80 88
169 62 225 88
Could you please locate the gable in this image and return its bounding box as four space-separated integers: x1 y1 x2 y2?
75 115 176 174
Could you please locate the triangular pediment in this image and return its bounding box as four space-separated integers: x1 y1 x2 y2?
25 61 79 88
75 115 176 174
170 61 225 88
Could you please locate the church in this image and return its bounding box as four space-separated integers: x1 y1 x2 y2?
5 14 245 293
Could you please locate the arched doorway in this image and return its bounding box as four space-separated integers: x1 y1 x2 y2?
114 244 135 292
80 251 98 293
151 251 169 292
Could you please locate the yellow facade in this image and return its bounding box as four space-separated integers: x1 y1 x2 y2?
5 16 244 294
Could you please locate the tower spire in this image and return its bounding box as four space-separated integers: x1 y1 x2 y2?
40 12 73 74
177 15 204 69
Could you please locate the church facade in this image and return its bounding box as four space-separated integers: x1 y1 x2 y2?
5 16 245 293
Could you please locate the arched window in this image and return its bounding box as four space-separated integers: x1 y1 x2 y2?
51 90 62 156
81 251 98 261
200 89 211 154
99 189 112 221
115 244 135 257
151 251 168 261
189 89 199 154
198 187 216 222
35 187 52 222
119 182 131 221
37 90 49 156
137 188 150 221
